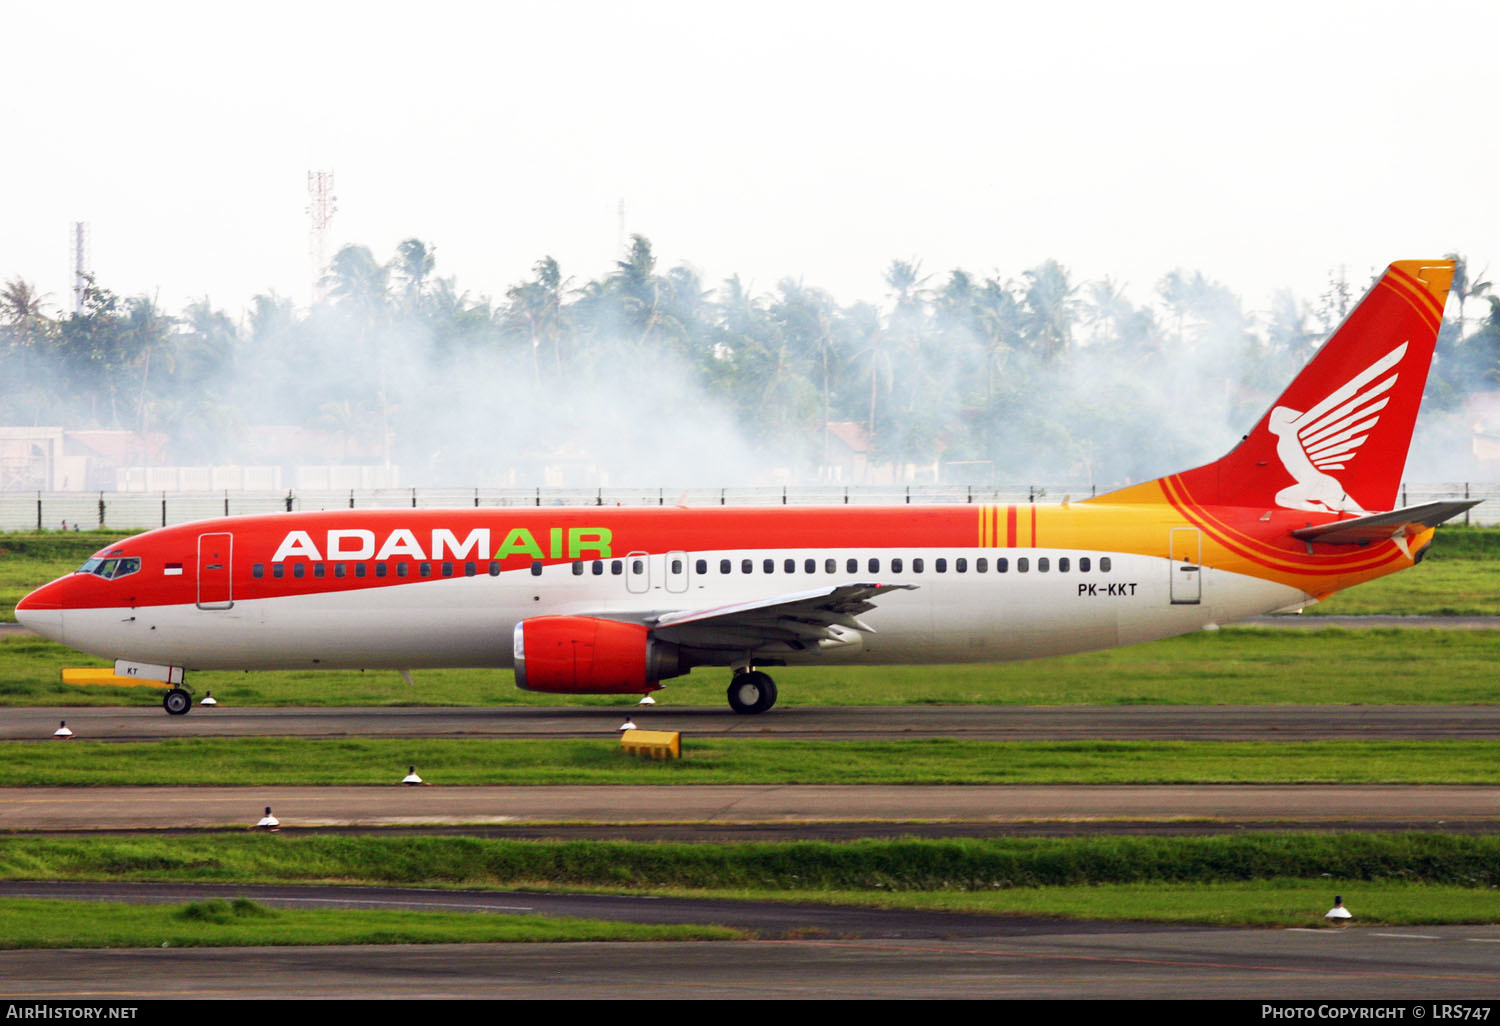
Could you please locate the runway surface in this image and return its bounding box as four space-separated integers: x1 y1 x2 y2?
3 926 1498 999
6 702 1500 741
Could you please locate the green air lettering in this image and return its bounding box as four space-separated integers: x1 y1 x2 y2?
549 527 564 559
569 527 612 559
495 528 544 560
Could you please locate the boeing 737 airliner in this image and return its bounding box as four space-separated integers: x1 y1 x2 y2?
16 260 1477 715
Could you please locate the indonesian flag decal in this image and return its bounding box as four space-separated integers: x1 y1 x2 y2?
164 562 183 577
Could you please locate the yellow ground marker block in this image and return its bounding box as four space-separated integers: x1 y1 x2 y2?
619 729 682 760
62 668 162 689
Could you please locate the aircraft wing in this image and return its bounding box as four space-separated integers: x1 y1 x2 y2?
647 582 917 651
1290 500 1481 545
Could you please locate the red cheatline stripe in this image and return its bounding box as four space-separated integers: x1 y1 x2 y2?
1006 506 1017 548
1161 474 1404 577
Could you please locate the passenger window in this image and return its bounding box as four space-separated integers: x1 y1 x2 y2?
294 564 306 579
530 561 543 577
572 561 584 576
1018 558 1029 573
1038 557 1049 572
488 561 500 576
464 562 476 577
419 563 432 578
696 559 707 575
785 558 796 574
442 562 454 577
314 564 326 578
763 559 774 574
612 560 624 575
720 559 731 574
956 558 967 573
595 560 606 575
376 564 387 578
671 559 683 575
1101 557 1112 572
976 557 987 573
913 558 924 573
997 557 1009 573
936 558 947 573
632 559 644 575
869 558 880 573
397 563 409 578
334 564 346 578
825 558 836 574
805 558 816 574
273 563 285 579
1059 557 1070 572
847 558 858 574
742 559 753 574
1080 557 1091 572
892 558 903 573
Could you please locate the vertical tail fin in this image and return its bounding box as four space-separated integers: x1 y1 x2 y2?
1105 259 1454 514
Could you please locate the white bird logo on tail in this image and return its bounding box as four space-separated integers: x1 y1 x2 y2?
1267 342 1406 513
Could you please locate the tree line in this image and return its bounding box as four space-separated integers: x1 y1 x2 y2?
2 239 1496 484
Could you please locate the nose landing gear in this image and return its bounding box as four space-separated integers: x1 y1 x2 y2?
163 687 192 716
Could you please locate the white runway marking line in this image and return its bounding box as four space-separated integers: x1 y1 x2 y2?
1372 932 1441 940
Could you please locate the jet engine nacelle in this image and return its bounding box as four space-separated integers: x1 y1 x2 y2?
512 616 684 694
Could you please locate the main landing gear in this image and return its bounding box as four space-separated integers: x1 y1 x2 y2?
727 669 777 714
163 687 192 716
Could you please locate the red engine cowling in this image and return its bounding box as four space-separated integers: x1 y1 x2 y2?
512 616 684 694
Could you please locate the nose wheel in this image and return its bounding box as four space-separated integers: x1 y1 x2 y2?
163 688 192 716
727 670 777 714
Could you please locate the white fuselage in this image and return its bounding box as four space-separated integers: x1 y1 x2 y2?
48 545 1308 672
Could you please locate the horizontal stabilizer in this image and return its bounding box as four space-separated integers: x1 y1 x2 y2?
1290 500 1481 545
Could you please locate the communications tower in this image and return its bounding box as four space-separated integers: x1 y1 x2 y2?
71 222 90 314
306 171 337 302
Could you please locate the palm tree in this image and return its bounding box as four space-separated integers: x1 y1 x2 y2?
323 244 390 320
1 278 48 329
1021 259 1077 362
608 234 677 346
393 239 437 317
1445 252 1491 340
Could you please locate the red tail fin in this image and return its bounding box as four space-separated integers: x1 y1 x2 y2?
1105 259 1454 514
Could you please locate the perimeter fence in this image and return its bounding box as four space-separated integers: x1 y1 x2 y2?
1 482 1496 532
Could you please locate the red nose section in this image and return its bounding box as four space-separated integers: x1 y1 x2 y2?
14 578 68 643
16 579 66 611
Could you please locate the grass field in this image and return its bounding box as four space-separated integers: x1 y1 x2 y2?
2 833 1497 934
0 882 1492 947
3 626 1494 708
0 897 744 949
2 737 1497 785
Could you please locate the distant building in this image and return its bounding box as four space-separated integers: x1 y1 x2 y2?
0 427 165 492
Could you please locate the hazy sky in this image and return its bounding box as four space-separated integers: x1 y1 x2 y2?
5 0 1498 319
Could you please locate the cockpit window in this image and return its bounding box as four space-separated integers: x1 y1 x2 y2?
74 556 141 580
